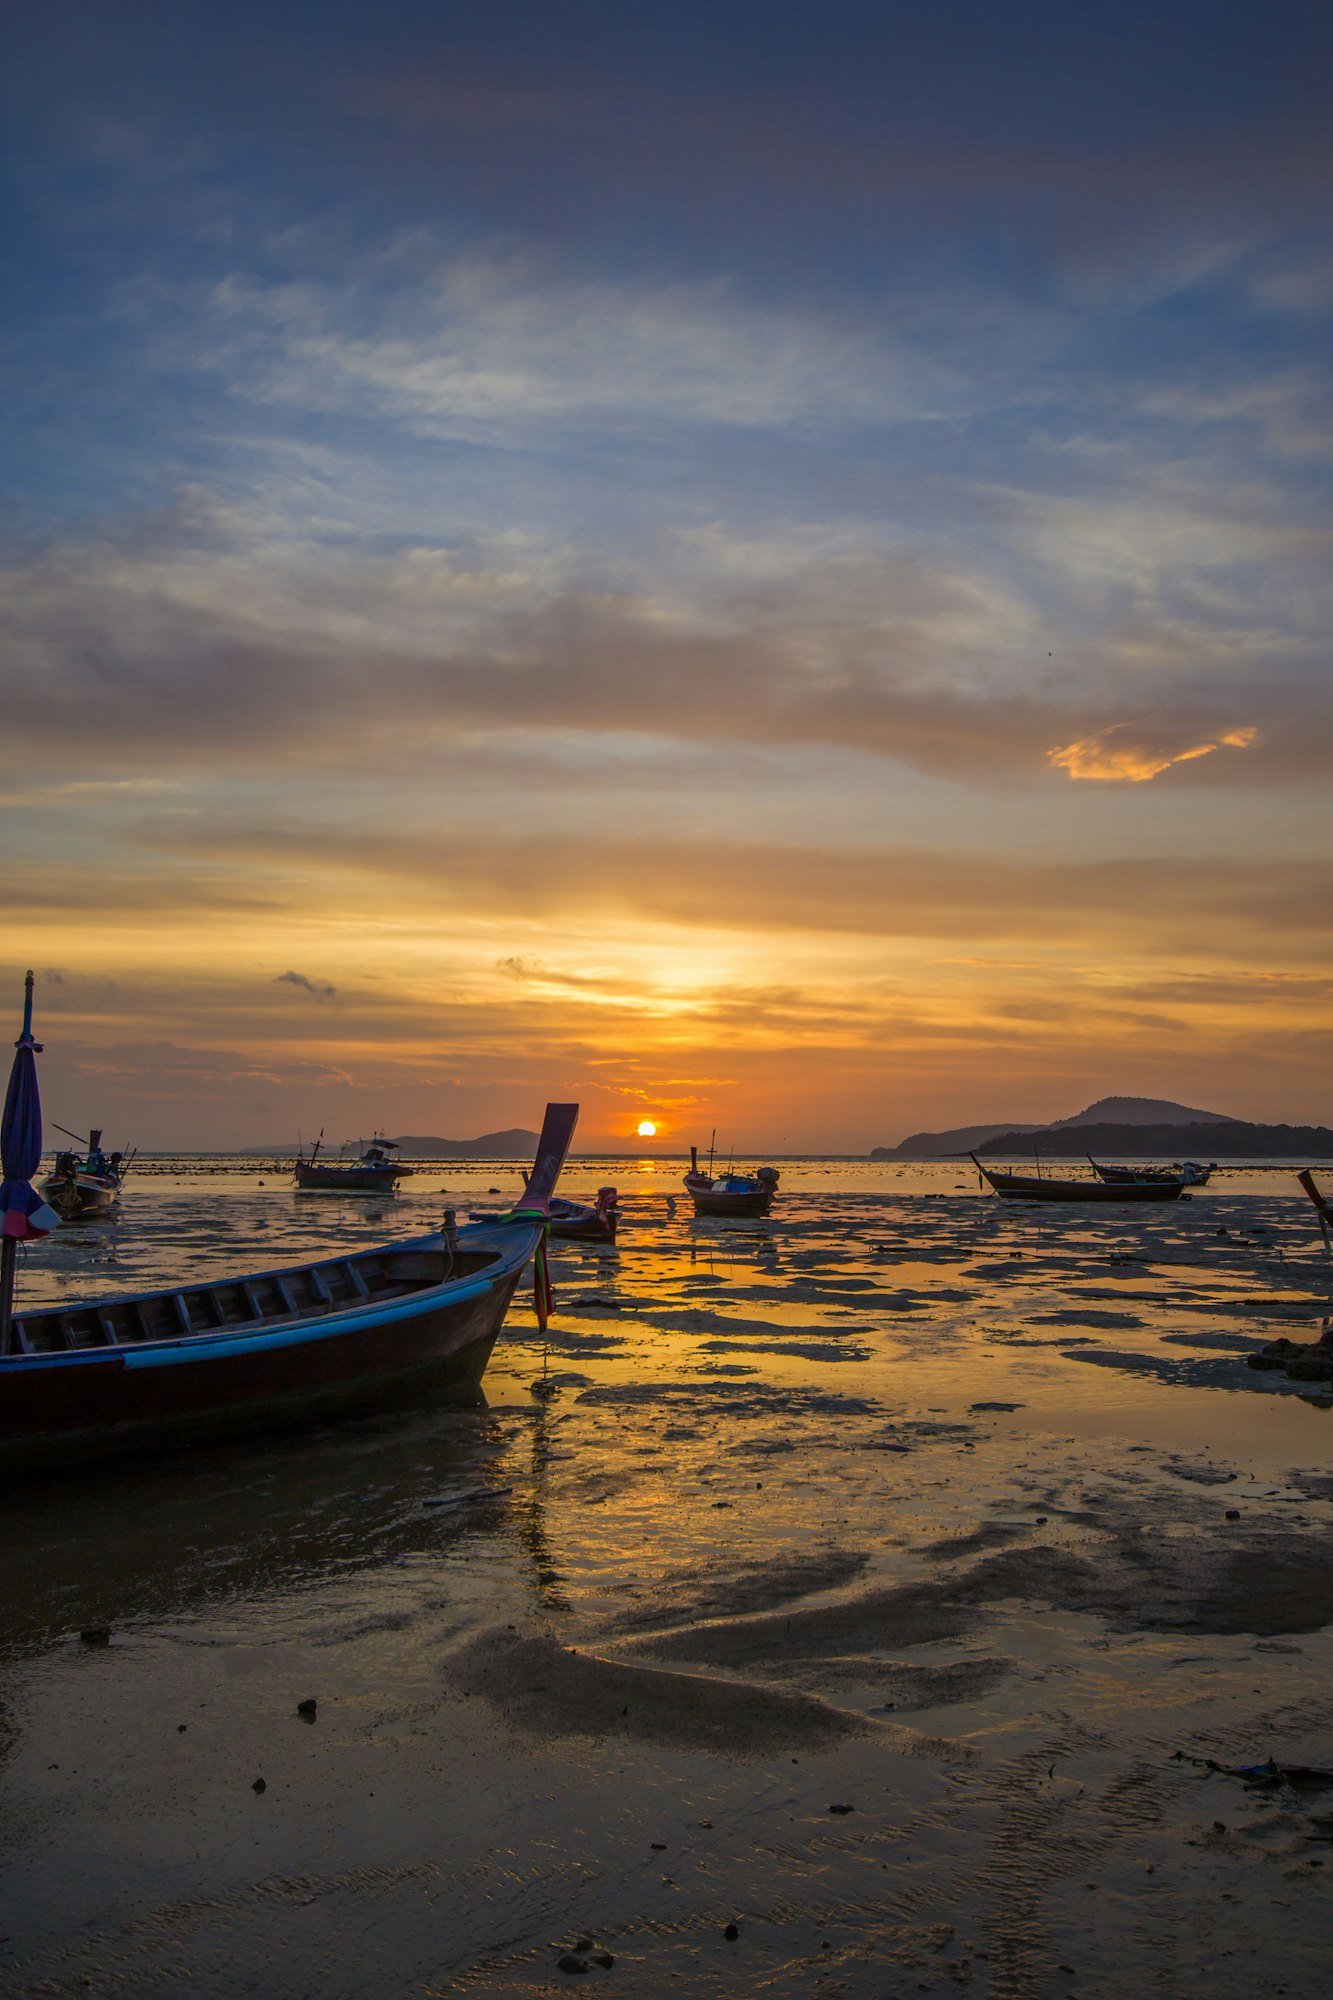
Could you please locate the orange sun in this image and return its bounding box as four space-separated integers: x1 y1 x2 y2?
636 1119 658 1138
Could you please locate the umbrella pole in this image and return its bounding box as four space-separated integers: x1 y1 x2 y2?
2 972 39 1356
0 1235 15 1356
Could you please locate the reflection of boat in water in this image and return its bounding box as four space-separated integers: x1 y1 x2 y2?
294 1132 411 1193
684 1144 780 1218
1090 1158 1214 1188
471 1188 618 1243
40 1126 128 1217
971 1153 1185 1203
1 1102 577 1471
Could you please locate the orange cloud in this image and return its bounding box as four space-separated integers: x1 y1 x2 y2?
1048 722 1258 782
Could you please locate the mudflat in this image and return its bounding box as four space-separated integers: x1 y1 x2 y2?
1 1164 1331 1996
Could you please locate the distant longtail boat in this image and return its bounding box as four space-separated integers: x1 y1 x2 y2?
971 1153 1186 1203
293 1132 411 1193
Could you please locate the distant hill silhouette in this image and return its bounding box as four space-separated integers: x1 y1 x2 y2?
973 1119 1333 1160
237 1128 541 1159
1048 1095 1232 1130
392 1129 540 1159
874 1095 1232 1159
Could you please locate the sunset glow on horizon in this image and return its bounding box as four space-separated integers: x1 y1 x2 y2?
2 3 1329 1150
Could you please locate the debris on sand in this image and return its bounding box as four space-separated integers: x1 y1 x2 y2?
1174 1751 1333 1791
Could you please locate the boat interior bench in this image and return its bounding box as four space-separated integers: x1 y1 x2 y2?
11 1244 499 1355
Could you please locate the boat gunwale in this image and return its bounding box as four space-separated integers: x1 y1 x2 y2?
0 1222 537 1373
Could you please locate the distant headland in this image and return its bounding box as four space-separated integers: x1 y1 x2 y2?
873 1096 1333 1160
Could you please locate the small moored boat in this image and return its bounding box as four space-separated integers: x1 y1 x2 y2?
971 1154 1186 1203
1090 1158 1214 1188
684 1146 780 1218
471 1188 618 1243
40 1127 128 1217
294 1133 410 1193
0 1102 578 1471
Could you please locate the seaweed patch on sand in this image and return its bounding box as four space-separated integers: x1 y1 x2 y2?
934 1524 1333 1637
446 1627 871 1754
765 1653 1015 1709
628 1579 977 1669
608 1547 873 1632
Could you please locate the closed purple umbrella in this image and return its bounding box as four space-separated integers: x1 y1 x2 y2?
1 972 61 1354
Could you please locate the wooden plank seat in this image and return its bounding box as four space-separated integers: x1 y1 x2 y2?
9 1243 480 1357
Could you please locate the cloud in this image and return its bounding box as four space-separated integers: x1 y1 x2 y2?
275 969 337 999
1048 721 1260 783
203 252 947 440
3 497 1327 792
136 817 1333 951
56 1040 355 1096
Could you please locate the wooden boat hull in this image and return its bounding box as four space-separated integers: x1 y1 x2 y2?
0 1226 530 1472
980 1172 1184 1203
40 1173 120 1217
688 1187 775 1217
1 1103 580 1473
294 1163 406 1192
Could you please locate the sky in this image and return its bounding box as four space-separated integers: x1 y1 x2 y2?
2 0 1331 1151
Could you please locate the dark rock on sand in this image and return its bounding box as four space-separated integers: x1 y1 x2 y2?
296 1698 317 1719
79 1626 111 1647
1248 1334 1333 1381
556 1953 588 1974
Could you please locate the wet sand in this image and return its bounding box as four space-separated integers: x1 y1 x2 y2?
1 1164 1331 1996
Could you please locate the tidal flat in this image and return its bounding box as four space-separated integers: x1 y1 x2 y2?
1 1162 1331 1997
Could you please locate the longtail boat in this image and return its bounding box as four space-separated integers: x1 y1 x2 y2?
0 1102 578 1471
971 1153 1185 1203
684 1145 780 1218
471 1188 618 1243
40 1125 128 1217
294 1133 410 1193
